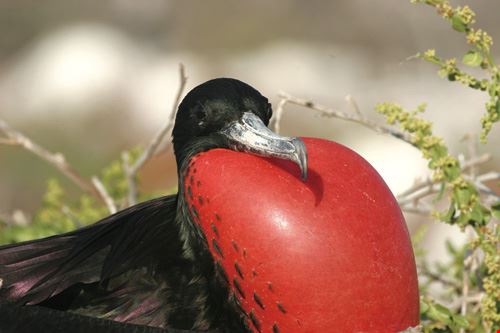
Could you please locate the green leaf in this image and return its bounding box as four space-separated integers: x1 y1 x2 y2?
433 182 446 203
445 240 457 256
441 204 456 223
492 202 500 219
429 145 448 161
462 50 483 67
456 212 470 226
444 164 461 179
452 313 469 328
420 298 430 314
469 205 487 225
427 303 453 325
453 188 472 207
451 15 467 32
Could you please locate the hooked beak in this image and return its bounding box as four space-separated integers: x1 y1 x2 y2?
221 112 308 181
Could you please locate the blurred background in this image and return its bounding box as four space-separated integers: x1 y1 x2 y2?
0 0 498 262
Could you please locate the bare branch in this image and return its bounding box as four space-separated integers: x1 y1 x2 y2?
459 228 475 333
473 171 500 204
122 63 188 206
0 119 105 203
278 92 414 145
270 97 289 134
397 153 492 205
0 209 30 226
345 94 363 118
61 206 84 228
91 176 117 214
419 263 462 290
464 133 478 179
400 205 433 216
0 138 20 145
121 151 136 207
130 63 187 175
399 184 440 207
476 171 500 183
398 178 434 202
459 138 478 333
450 293 484 310
462 153 491 170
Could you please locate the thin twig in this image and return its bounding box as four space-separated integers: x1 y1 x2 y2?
345 94 363 118
130 63 187 175
464 133 478 179
397 153 492 205
398 178 433 201
270 97 289 134
0 210 30 226
61 206 84 228
0 119 105 203
121 151 136 207
450 293 484 310
476 171 500 183
473 171 500 203
460 228 474 333
462 153 491 170
0 138 19 145
459 137 477 333
419 263 462 290
400 205 433 216
278 92 414 145
399 184 441 206
91 176 117 214
122 63 188 206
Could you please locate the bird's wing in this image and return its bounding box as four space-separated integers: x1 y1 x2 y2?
0 195 187 327
0 301 217 333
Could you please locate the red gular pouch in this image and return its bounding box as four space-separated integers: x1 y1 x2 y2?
184 137 419 333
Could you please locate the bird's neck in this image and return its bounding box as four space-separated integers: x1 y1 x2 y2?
174 134 228 260
173 136 247 331
175 135 229 176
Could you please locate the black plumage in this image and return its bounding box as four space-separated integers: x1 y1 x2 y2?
0 78 307 332
0 300 197 333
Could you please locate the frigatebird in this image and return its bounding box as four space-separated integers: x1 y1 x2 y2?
0 78 308 332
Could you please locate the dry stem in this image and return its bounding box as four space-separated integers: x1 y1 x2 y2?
270 97 289 134
91 176 117 214
277 92 414 145
130 64 187 175
0 119 105 204
123 63 187 206
397 153 492 208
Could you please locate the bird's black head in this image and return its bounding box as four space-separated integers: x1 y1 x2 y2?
173 78 271 154
172 78 308 180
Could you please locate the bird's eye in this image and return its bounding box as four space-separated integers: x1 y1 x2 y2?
194 105 206 121
196 109 205 119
